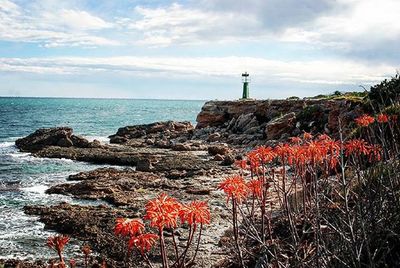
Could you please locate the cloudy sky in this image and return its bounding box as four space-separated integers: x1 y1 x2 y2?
0 0 398 99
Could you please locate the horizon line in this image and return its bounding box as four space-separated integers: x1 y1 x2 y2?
0 95 210 102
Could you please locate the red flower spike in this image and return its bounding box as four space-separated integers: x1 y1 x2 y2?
114 218 145 237
144 193 182 230
47 235 70 253
274 143 293 164
355 114 375 127
235 159 247 170
218 176 249 203
255 146 276 165
289 136 302 144
345 139 370 157
246 151 260 173
247 179 263 199
180 201 211 225
303 132 313 140
128 233 159 254
377 114 389 123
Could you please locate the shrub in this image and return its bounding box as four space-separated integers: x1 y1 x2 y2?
368 74 400 109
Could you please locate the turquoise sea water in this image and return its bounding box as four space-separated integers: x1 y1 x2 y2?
0 97 205 259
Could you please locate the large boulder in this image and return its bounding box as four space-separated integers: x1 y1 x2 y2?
16 127 72 151
15 127 89 152
196 100 259 128
265 112 296 140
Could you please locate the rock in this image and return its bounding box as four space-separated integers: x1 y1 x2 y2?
57 137 73 147
109 121 194 144
207 132 221 142
213 154 224 161
109 136 127 144
265 112 296 140
222 154 235 166
208 144 230 156
70 135 90 148
135 158 153 172
233 113 258 132
15 127 73 152
172 143 191 151
15 127 92 152
88 139 103 148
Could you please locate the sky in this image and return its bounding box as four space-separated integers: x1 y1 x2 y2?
0 0 399 100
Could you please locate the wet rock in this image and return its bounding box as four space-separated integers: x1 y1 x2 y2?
15 127 92 152
57 137 73 147
136 158 153 172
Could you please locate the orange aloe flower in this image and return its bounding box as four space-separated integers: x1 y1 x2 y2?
289 136 302 144
179 201 211 225
377 114 389 123
218 176 248 203
144 193 182 230
345 139 370 156
246 150 260 173
274 143 293 164
114 218 145 237
355 114 375 127
247 179 263 199
128 233 159 254
47 235 70 253
235 159 247 170
255 146 276 165
303 132 313 140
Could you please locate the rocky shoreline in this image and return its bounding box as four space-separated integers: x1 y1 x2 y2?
3 99 365 267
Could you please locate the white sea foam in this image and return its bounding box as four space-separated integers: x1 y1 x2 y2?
86 136 110 143
22 184 48 194
0 141 15 148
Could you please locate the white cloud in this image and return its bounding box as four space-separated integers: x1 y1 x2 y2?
129 3 263 46
0 0 118 47
0 56 395 86
125 0 400 62
279 0 400 51
41 9 113 31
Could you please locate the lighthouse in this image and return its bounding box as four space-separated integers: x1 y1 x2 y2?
241 72 250 99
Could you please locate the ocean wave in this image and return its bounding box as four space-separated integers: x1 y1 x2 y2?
21 185 48 194
86 136 110 143
0 141 15 148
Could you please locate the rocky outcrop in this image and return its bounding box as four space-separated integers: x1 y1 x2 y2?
24 203 133 267
46 168 222 206
15 127 97 152
109 121 194 147
194 99 365 145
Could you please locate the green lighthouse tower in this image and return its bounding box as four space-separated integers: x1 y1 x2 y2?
241 72 250 99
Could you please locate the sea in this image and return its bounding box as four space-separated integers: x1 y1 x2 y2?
0 97 205 259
